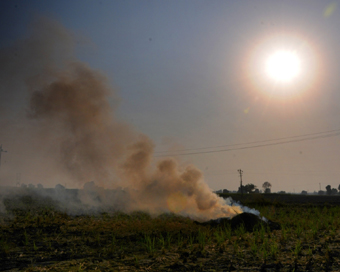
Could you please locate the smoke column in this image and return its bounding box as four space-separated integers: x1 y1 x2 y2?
0 17 242 221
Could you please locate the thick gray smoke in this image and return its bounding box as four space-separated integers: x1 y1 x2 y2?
0 17 242 220
28 62 135 185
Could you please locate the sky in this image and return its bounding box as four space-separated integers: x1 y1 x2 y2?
1 0 340 193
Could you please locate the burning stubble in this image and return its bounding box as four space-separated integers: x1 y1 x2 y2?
0 17 243 221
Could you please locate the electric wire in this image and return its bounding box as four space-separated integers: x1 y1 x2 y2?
155 128 340 154
155 130 340 157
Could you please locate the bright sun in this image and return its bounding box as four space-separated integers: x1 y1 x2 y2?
243 33 323 99
265 50 301 83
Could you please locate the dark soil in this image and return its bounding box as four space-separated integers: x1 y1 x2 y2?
2 193 340 271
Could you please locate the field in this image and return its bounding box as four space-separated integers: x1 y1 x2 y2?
1 192 340 271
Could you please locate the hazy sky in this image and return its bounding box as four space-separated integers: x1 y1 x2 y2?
1 0 340 193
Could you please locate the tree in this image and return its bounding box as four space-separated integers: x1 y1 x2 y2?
237 184 255 194
237 185 245 194
325 185 338 195
55 184 65 191
262 181 272 193
244 183 257 194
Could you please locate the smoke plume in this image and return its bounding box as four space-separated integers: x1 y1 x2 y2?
0 17 242 220
28 62 135 185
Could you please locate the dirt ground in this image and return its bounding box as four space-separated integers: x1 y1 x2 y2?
2 193 340 271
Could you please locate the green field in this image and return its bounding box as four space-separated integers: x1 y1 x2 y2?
1 193 340 271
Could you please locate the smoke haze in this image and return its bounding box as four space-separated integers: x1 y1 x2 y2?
0 17 242 221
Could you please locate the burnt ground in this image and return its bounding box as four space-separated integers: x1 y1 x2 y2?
1 193 340 271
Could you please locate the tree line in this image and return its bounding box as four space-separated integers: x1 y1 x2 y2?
236 181 272 194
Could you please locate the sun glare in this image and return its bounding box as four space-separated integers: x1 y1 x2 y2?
266 50 301 82
242 32 323 99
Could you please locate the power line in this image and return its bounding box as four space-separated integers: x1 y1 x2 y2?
155 130 340 157
155 128 340 154
205 171 339 177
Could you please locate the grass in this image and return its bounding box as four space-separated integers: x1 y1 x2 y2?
143 234 156 255
0 236 11 255
250 238 258 257
2 196 340 271
197 228 207 249
292 240 302 257
165 232 172 249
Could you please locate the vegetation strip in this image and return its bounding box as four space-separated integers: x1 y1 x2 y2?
1 195 340 271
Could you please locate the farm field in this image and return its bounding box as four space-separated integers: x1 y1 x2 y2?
218 193 340 206
1 193 340 271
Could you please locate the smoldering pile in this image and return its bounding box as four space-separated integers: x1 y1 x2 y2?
195 212 281 232
192 197 280 231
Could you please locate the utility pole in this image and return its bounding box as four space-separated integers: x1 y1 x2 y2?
16 173 21 186
0 144 7 170
238 169 243 196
